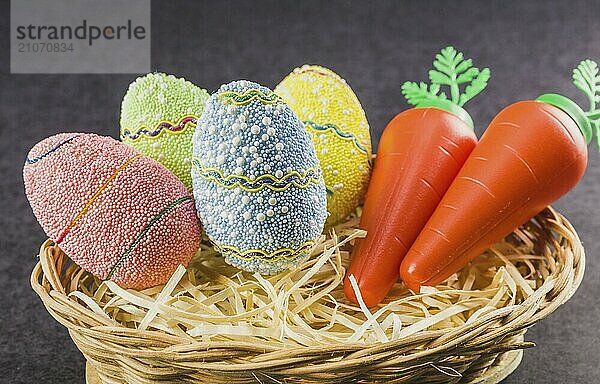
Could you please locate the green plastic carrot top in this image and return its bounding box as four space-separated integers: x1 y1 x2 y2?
401 46 491 129
536 59 600 151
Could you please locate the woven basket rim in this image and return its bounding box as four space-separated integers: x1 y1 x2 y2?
30 206 585 383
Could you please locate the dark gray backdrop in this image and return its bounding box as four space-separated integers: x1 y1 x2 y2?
1 1 599 383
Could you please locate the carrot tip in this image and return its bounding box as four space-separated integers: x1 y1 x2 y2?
399 263 423 294
346 274 375 311
343 275 358 304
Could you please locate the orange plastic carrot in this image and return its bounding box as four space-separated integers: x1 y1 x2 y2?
400 59 600 293
344 47 490 307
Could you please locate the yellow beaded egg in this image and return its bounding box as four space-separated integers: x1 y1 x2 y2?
275 65 372 226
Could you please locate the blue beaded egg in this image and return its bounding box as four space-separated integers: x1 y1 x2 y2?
191 80 327 274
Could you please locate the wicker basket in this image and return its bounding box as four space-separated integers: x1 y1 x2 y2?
31 207 584 384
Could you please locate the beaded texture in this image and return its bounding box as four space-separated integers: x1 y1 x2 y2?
275 65 372 226
120 73 210 190
192 80 327 274
23 133 201 289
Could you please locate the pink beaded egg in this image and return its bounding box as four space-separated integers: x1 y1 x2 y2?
23 133 202 289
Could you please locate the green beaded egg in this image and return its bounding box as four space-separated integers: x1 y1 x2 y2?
120 73 209 190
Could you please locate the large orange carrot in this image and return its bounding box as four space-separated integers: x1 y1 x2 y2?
400 59 600 292
344 47 490 307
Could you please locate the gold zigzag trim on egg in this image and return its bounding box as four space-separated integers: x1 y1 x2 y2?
120 115 198 141
219 89 282 106
191 158 322 192
56 154 143 244
214 240 315 262
304 121 370 155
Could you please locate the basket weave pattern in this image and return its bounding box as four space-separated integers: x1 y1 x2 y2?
31 207 584 384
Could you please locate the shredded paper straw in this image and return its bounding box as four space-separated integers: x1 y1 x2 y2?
58 215 559 348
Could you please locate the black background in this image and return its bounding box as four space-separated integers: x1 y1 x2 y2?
1 1 599 382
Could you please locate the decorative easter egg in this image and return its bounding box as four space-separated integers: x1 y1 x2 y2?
191 80 327 274
23 133 202 289
274 65 372 226
120 72 210 190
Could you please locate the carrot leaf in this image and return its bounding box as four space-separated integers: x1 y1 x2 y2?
401 81 444 105
428 70 453 86
573 59 600 110
573 60 599 100
572 59 600 150
459 68 491 107
456 66 479 84
594 121 600 151
403 46 490 109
